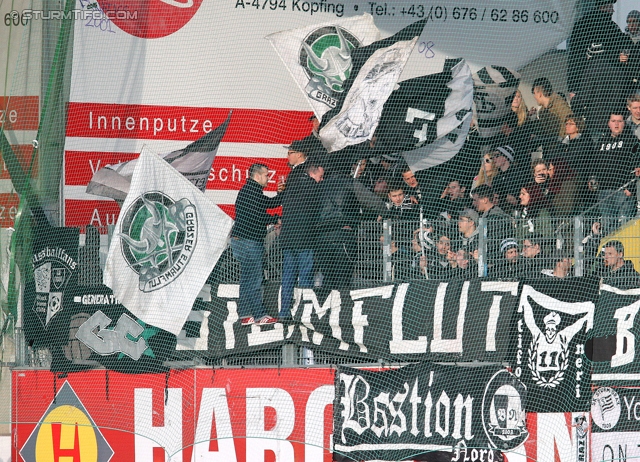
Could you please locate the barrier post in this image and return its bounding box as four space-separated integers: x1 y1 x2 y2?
478 217 487 277
383 220 392 282
574 215 584 277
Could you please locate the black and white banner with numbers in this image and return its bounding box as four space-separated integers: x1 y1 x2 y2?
206 279 521 362
591 386 640 462
333 363 527 461
510 278 599 413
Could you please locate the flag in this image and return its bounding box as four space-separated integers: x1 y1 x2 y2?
403 115 472 172
103 148 233 335
318 19 427 153
86 111 232 201
472 66 521 138
372 58 473 170
265 14 380 120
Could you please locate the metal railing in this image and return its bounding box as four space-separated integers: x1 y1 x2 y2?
6 212 640 369
212 215 640 285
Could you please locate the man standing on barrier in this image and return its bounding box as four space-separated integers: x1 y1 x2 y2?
230 163 281 326
278 139 324 321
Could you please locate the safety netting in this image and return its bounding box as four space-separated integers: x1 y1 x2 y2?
2 0 640 460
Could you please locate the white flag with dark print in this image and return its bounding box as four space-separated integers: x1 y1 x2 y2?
318 19 427 153
266 14 380 120
319 37 418 153
103 148 233 335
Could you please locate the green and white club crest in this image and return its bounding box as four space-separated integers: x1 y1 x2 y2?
119 191 198 292
299 26 361 107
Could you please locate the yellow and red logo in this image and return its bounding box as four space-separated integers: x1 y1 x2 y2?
20 382 113 462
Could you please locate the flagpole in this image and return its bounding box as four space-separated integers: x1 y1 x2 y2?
419 206 428 280
353 160 363 179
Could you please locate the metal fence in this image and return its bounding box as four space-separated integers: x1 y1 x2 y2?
7 213 640 369
212 215 640 285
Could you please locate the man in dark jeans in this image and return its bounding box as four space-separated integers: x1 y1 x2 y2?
278 143 324 320
230 163 281 326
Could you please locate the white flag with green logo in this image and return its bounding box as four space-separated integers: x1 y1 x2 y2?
266 14 380 120
103 148 233 335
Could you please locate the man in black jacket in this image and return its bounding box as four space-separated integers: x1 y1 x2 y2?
587 111 640 232
278 140 324 320
315 170 361 290
230 163 281 326
601 240 640 289
568 0 634 134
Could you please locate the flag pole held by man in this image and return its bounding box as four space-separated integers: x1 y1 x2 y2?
103 148 233 336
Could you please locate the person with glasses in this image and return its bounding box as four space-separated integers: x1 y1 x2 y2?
472 152 499 189
521 235 548 278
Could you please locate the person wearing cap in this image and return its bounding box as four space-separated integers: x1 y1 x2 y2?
568 0 634 133
278 139 323 320
489 238 523 279
230 163 282 326
490 145 528 213
600 240 640 289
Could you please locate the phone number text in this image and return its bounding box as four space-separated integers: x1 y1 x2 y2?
371 4 560 24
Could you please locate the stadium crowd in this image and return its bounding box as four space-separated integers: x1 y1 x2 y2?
227 4 640 325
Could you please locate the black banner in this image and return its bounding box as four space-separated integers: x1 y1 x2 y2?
44 283 177 373
333 363 527 461
591 284 640 384
510 278 599 413
207 280 520 362
23 226 79 348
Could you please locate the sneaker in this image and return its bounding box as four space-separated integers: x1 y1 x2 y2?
257 315 278 325
240 316 255 326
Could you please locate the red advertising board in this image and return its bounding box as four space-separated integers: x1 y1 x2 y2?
12 368 335 462
12 368 591 462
